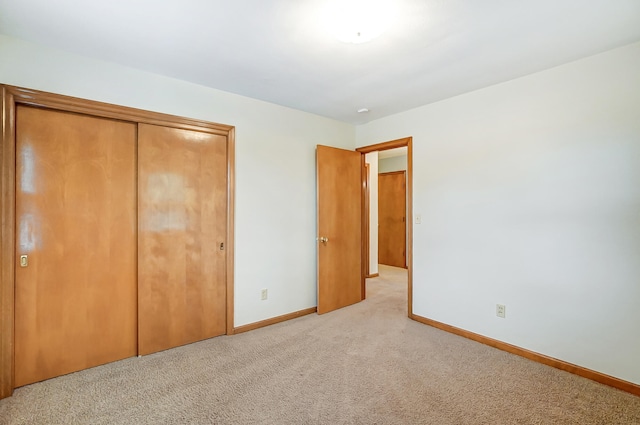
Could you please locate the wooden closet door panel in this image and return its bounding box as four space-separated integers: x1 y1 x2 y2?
138 124 227 355
15 106 137 387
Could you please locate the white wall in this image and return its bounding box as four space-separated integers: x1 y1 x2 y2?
357 42 640 385
0 35 356 327
365 152 379 275
379 155 407 173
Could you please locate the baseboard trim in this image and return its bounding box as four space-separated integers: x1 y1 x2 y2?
366 273 379 278
233 307 317 335
410 314 640 397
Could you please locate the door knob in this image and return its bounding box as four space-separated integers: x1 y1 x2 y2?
318 237 329 244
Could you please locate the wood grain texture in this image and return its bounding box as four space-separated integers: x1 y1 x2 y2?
225 128 236 336
356 137 413 316
1 85 236 399
378 171 406 268
7 86 232 136
356 137 412 154
411 314 640 397
138 124 227 355
316 145 362 315
406 140 413 316
14 106 137 387
1 87 16 398
359 154 366 300
363 163 370 277
233 307 317 334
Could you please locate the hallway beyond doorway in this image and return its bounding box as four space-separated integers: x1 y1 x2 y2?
365 264 408 314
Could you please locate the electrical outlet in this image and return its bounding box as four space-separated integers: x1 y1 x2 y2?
496 304 506 318
261 289 268 301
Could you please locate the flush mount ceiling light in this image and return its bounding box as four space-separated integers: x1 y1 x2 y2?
357 108 369 113
325 0 394 44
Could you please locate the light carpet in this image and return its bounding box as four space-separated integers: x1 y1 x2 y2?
1 265 639 424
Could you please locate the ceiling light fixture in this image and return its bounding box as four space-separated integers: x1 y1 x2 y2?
357 108 369 113
326 0 393 44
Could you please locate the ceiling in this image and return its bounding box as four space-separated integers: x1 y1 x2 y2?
1 0 639 124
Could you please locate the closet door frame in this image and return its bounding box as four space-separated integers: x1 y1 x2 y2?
0 85 236 399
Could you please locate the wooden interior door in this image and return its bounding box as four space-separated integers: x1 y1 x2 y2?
378 171 406 268
138 124 227 355
14 106 137 387
316 145 363 314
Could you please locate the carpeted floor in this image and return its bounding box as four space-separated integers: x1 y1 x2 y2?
1 265 639 424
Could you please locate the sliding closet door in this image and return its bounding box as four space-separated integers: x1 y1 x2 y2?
14 106 137 387
138 124 227 355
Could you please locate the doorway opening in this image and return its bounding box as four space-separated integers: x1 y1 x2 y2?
357 137 413 317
